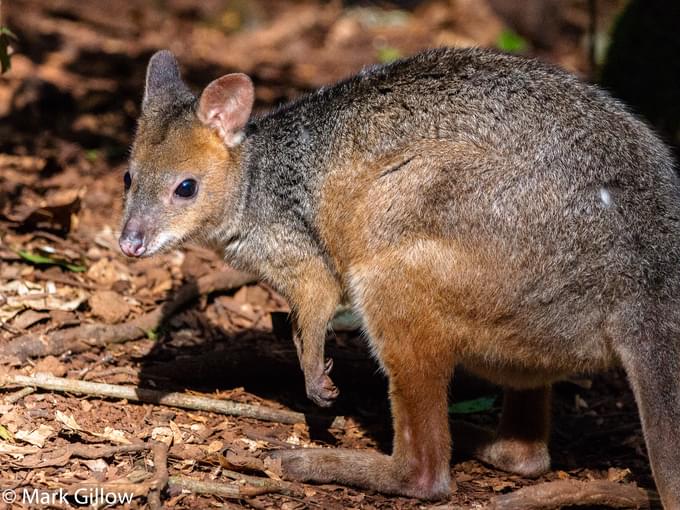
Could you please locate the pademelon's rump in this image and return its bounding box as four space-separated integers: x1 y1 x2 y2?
121 47 680 507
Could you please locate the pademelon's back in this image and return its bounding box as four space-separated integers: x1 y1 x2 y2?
305 48 680 323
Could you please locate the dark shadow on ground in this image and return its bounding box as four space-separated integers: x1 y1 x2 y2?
133 275 650 489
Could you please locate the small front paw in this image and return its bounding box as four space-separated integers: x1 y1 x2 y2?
305 358 339 407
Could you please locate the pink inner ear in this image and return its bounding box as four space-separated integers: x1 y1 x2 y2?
198 74 254 144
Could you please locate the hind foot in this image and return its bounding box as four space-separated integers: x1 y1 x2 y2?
271 448 452 499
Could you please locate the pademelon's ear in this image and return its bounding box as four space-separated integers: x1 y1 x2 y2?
197 73 254 147
143 50 193 112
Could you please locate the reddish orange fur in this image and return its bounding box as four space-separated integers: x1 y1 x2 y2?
128 50 680 506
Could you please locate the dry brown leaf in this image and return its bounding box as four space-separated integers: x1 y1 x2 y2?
14 424 55 447
86 257 131 286
170 443 204 461
151 426 173 446
0 280 87 321
6 189 82 234
10 309 50 330
607 467 632 483
82 458 108 473
91 427 131 445
0 442 40 459
0 408 28 434
204 440 224 454
55 411 130 444
169 420 183 445
239 437 267 452
34 355 67 377
88 289 130 323
490 478 516 492
55 410 83 432
145 267 173 295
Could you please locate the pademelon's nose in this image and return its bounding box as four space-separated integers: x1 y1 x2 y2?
119 220 147 257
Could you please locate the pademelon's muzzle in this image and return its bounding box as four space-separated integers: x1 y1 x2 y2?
119 218 147 257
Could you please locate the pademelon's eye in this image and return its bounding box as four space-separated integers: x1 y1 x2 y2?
175 178 198 198
124 171 132 190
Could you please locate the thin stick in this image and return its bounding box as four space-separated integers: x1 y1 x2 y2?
0 270 257 360
3 386 35 404
0 372 306 424
168 475 281 498
16 442 149 469
148 442 169 510
484 479 649 510
48 442 147 459
221 469 300 496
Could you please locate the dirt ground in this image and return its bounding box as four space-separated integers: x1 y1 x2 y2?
0 0 658 508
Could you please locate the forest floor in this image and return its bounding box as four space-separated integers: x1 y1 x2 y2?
0 0 657 508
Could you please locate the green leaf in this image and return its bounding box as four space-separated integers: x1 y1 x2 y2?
0 37 10 73
145 328 159 341
449 395 497 415
0 27 17 74
18 251 86 273
0 27 18 38
0 424 14 442
377 46 401 64
496 29 529 54
85 149 99 162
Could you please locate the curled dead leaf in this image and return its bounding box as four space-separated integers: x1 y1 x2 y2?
15 424 55 447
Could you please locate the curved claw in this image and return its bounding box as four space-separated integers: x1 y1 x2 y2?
305 357 339 407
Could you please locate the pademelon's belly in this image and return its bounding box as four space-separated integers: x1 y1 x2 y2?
343 237 618 385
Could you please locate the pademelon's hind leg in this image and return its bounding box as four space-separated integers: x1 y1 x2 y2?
615 317 680 510
273 358 453 498
273 330 455 498
454 386 551 477
273 265 456 499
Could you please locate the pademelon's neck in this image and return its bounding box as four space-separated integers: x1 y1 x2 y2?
211 112 331 276
206 138 252 265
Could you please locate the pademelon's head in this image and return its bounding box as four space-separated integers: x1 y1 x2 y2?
119 50 254 257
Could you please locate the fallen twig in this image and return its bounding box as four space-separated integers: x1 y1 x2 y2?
3 386 35 404
148 441 169 510
15 442 149 469
221 468 301 497
0 270 257 360
168 475 282 498
0 372 306 424
484 479 649 510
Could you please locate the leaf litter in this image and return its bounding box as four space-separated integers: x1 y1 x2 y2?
0 0 650 508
